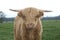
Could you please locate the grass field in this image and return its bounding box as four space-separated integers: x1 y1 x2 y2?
0 20 60 40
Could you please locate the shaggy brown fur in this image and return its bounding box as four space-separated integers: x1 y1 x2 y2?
13 7 43 40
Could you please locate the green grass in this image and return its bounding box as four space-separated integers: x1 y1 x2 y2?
42 20 60 40
0 20 60 40
0 22 14 40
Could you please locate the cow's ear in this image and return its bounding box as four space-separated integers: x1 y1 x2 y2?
39 11 44 16
36 11 44 18
18 11 22 17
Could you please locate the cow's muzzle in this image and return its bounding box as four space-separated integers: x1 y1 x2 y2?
25 23 35 30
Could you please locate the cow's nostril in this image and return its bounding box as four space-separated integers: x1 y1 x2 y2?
30 23 34 25
26 23 35 29
28 23 34 27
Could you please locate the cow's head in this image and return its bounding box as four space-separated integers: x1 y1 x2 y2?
9 7 52 30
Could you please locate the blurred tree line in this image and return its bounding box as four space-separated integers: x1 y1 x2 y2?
0 11 5 23
42 16 60 20
0 11 14 23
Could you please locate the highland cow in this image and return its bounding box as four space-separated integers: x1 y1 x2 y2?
10 7 52 40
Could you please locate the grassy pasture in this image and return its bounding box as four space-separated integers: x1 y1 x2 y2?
0 20 60 40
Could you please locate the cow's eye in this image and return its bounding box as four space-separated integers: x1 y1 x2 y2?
22 15 26 19
35 15 40 18
22 15 25 18
35 18 37 21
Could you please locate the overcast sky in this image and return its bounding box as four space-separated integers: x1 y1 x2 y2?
0 0 60 18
